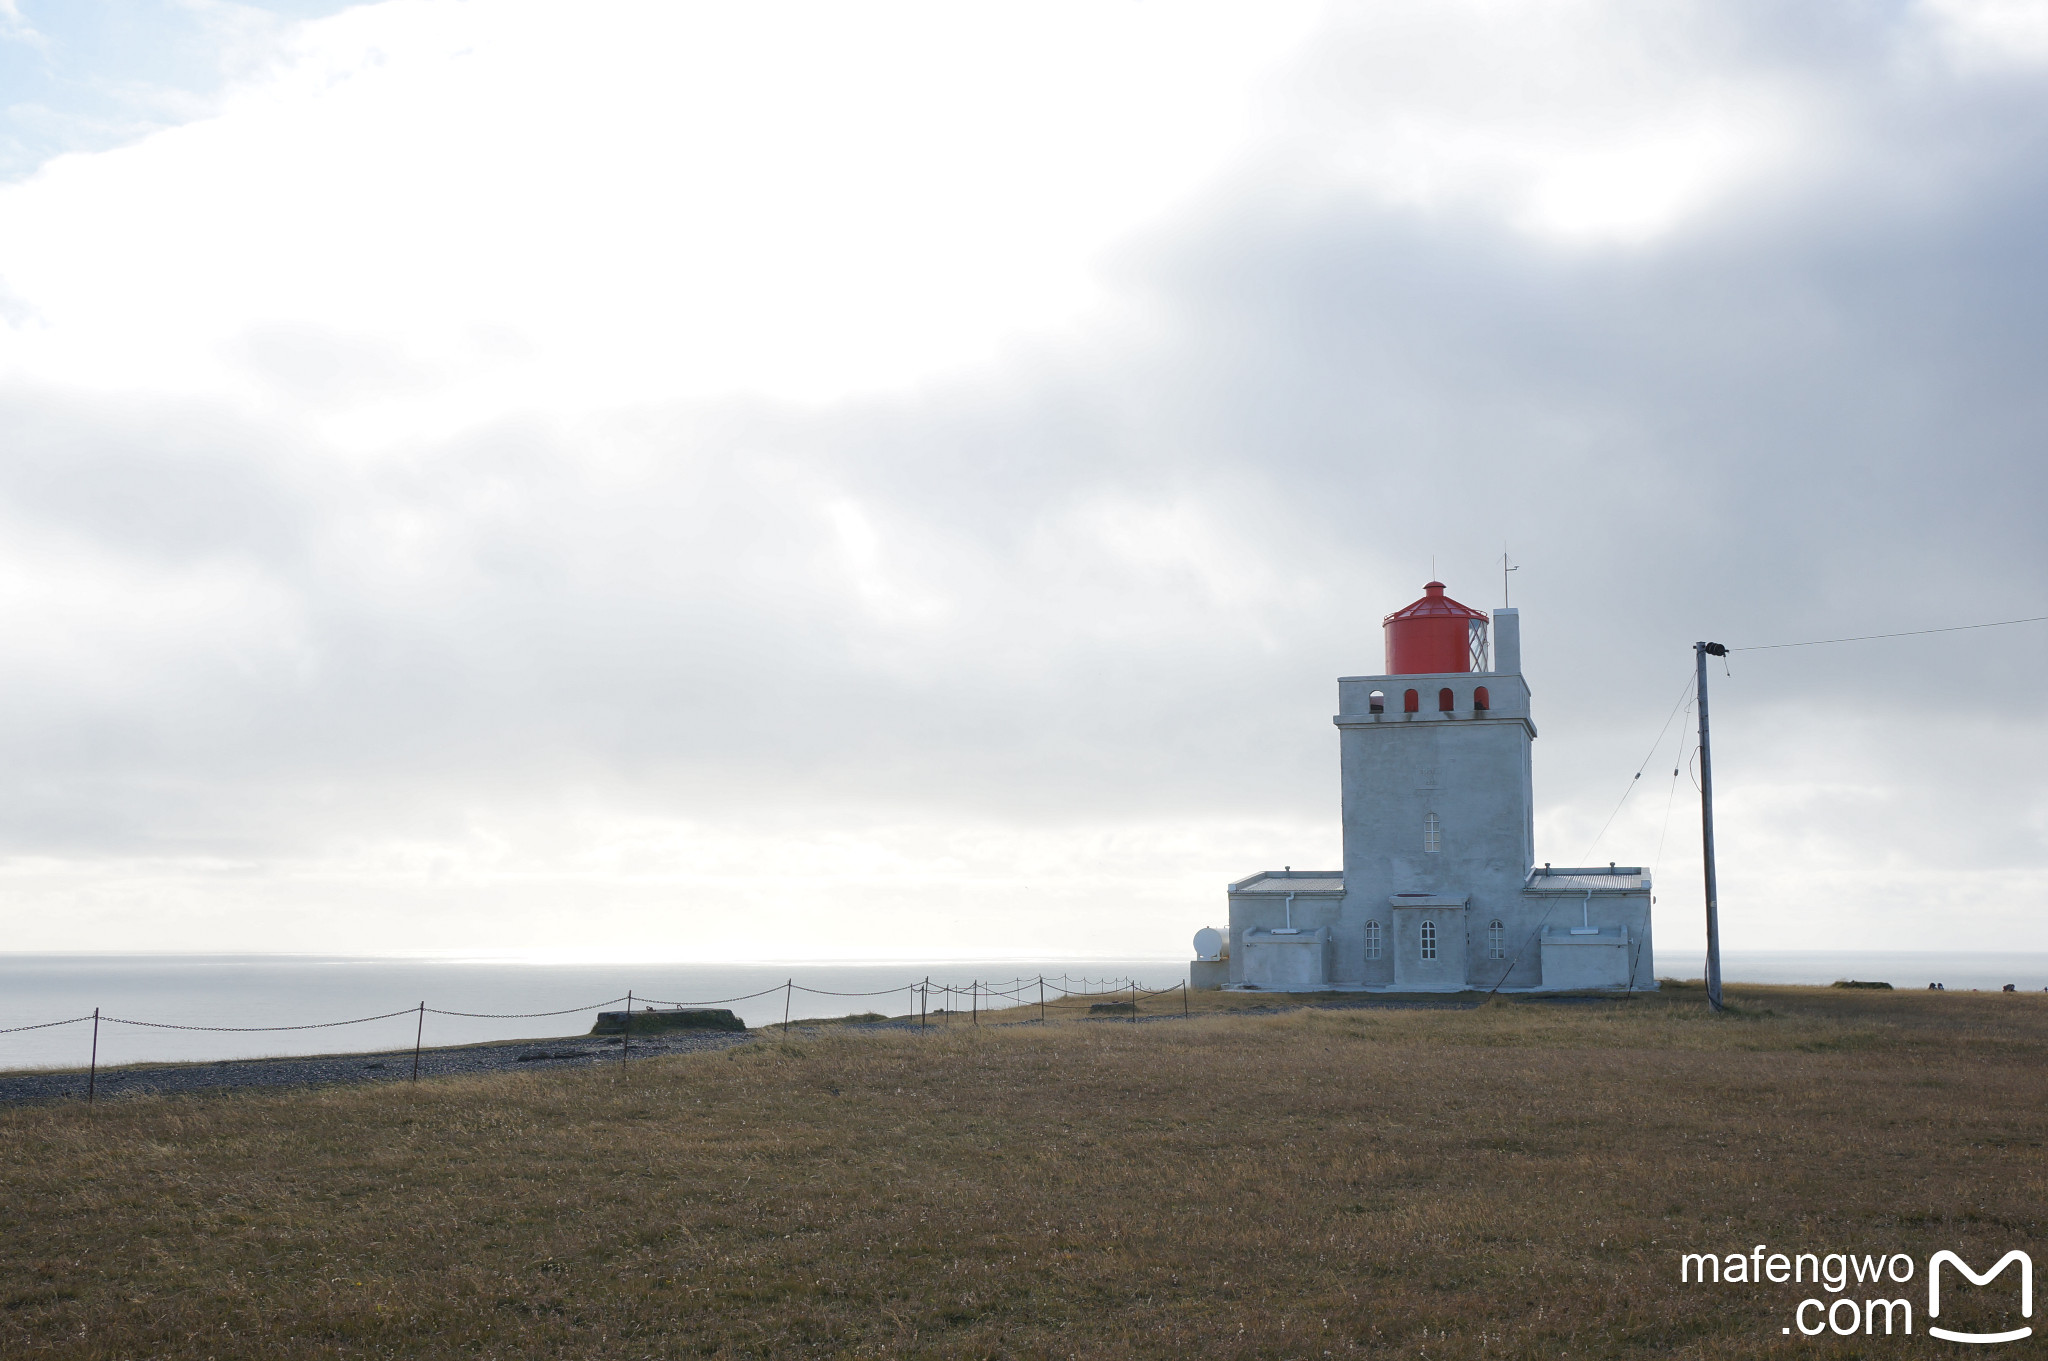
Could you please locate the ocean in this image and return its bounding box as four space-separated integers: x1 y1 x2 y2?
0 956 1180 1071
2 950 2042 1071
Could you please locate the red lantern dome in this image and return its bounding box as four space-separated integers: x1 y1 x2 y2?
1383 582 1490 674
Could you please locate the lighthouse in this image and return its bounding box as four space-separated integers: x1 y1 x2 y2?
1194 583 1657 993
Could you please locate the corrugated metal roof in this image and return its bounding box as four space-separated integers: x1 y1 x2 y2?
1525 873 1650 893
1232 872 1345 894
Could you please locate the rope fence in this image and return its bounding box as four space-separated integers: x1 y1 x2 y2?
422 998 632 1019
99 1007 422 1032
0 972 1191 1104
0 1013 97 1035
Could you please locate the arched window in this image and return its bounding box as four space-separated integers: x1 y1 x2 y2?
1420 919 1437 960
1403 688 1420 713
1368 690 1385 714
1423 813 1442 854
1488 919 1505 959
1438 686 1455 712
1364 920 1382 960
1473 686 1490 711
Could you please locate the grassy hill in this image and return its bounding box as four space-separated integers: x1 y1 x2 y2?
3 983 2043 1358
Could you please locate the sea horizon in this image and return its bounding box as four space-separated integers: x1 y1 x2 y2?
4 949 2042 1072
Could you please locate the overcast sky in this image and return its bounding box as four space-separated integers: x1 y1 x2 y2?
0 0 2043 963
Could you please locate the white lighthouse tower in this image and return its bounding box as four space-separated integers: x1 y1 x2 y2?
1195 583 1656 993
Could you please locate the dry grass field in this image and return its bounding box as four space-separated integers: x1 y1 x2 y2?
2 982 2044 1359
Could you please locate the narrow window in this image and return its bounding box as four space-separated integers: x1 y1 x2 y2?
1438 686 1455 712
1423 812 1441 853
1403 688 1420 713
1488 919 1505 959
1473 686 1490 711
1420 920 1437 960
1364 920 1382 960
1368 690 1385 714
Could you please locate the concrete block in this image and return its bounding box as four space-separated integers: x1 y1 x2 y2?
591 1008 746 1035
1539 930 1631 989
1242 926 1330 990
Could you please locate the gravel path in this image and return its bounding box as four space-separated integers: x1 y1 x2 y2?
0 1029 758 1106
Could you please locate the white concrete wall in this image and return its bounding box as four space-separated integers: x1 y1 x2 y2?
1391 904 1469 990
1242 928 1331 989
1334 677 1536 987
1523 886 1658 989
1540 935 1632 989
1226 883 1343 986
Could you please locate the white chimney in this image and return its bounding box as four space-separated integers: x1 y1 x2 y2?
1492 608 1520 674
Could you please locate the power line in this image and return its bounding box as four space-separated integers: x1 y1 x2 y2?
1732 613 2048 653
1648 700 1691 883
1580 669 1698 864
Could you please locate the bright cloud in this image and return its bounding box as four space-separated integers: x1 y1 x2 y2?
1258 0 1817 242
0 0 1322 436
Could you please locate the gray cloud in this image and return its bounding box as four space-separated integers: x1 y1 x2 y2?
0 1 2043 953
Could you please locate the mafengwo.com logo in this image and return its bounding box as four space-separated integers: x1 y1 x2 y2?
1680 1245 2033 1341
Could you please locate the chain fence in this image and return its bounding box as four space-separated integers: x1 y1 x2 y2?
2 972 1189 1103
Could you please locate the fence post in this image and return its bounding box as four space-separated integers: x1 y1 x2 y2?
1182 981 1189 1017
1039 975 1046 1025
412 1001 425 1083
783 979 793 1034
972 981 978 1027
622 990 632 1068
920 978 928 1032
87 1007 99 1106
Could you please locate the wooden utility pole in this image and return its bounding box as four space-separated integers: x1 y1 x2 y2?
1695 641 1727 1014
